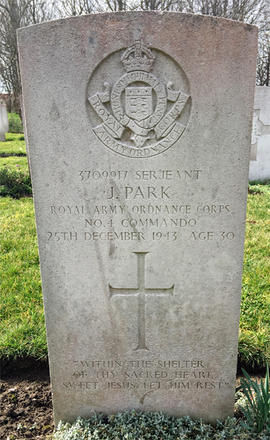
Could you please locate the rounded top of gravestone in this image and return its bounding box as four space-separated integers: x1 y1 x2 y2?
17 11 258 34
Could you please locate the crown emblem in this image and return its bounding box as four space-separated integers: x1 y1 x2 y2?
121 40 155 73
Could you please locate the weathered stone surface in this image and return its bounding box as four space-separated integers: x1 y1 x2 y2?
18 12 257 424
0 99 9 141
249 86 270 181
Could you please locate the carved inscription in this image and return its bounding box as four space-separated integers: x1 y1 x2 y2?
46 166 235 247
109 252 174 350
61 358 231 403
87 40 191 157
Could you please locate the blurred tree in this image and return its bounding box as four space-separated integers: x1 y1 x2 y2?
138 0 177 10
256 7 270 86
56 0 98 15
180 0 267 23
257 31 270 85
0 0 56 113
56 0 136 15
104 0 128 10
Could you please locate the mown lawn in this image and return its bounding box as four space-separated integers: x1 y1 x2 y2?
0 135 46 359
0 135 269 369
0 133 26 156
0 155 29 174
0 197 46 359
239 184 270 369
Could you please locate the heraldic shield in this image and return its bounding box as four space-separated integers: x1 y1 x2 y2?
125 87 153 122
87 40 191 158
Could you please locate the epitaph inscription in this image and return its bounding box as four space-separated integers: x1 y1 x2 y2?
88 40 191 157
109 252 174 350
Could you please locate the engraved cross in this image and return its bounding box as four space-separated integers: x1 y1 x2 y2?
109 252 174 350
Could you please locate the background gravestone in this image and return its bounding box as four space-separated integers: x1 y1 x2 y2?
249 86 270 181
0 99 9 141
18 12 257 424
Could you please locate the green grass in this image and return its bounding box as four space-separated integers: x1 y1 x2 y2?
0 133 26 156
239 184 270 370
0 197 46 359
0 134 31 198
0 155 29 173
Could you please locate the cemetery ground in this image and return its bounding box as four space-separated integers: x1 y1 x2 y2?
0 133 270 439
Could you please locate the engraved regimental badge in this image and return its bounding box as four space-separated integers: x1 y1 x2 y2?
87 40 191 158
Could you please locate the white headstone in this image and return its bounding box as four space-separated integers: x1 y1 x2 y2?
0 99 9 141
249 86 270 181
18 12 257 424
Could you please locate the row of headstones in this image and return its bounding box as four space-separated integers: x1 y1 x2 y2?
0 87 269 181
